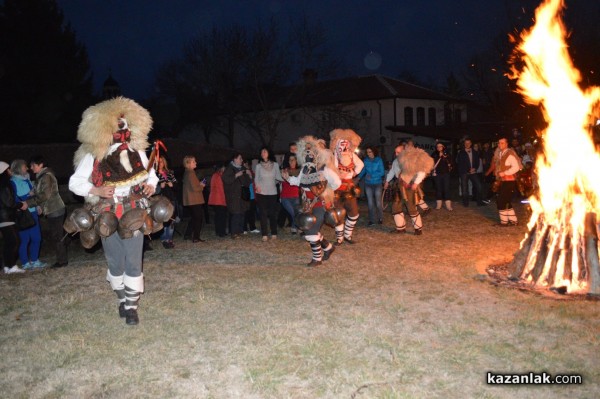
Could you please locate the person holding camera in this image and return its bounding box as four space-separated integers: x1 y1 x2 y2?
431 142 453 211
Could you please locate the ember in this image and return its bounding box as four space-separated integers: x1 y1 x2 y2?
507 0 600 295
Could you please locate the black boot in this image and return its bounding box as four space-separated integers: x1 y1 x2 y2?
125 308 139 325
322 246 335 261
118 302 126 318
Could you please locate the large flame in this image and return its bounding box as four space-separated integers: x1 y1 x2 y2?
512 0 600 293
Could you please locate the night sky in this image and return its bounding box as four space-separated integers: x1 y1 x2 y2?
56 0 515 100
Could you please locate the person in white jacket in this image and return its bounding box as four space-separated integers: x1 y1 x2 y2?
69 97 158 325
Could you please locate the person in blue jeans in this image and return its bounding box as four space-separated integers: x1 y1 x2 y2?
358 146 385 225
10 159 47 269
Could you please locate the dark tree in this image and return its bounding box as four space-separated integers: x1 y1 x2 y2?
154 16 339 150
0 0 94 143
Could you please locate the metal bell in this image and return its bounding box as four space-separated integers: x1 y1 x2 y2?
296 212 317 232
150 196 174 223
324 208 339 228
94 211 118 237
118 208 148 232
64 207 94 233
334 207 347 223
139 213 154 236
80 228 100 249
117 224 134 239
151 221 164 234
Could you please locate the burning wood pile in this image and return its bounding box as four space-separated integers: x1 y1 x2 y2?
506 0 600 296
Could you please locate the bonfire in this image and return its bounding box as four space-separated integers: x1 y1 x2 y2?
507 0 600 295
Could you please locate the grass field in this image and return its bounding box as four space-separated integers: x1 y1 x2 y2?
1 200 598 398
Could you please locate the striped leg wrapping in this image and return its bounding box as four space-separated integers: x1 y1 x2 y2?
123 274 144 310
305 234 323 261
344 214 359 240
417 200 429 211
506 208 517 224
334 224 344 244
320 235 332 252
106 271 126 303
499 210 509 224
393 213 406 231
410 213 423 231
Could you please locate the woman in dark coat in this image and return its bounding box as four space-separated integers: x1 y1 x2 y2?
221 153 252 239
0 161 26 274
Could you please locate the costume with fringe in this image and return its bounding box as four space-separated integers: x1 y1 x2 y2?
385 147 433 234
329 129 364 245
68 97 159 325
287 136 341 266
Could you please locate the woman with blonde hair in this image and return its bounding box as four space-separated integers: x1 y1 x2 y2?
182 155 206 243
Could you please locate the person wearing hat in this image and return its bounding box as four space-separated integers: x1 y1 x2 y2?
0 161 27 274
68 97 158 325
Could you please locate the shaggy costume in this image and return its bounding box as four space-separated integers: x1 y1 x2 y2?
69 97 159 325
329 129 364 245
287 136 341 266
385 147 434 235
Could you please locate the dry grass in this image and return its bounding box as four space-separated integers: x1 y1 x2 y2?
1 199 599 398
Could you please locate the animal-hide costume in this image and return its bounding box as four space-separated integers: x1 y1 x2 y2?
68 97 160 325
288 136 341 266
390 147 434 234
329 129 364 244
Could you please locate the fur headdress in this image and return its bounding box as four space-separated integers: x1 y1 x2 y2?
397 147 434 185
296 136 335 170
329 129 362 152
296 135 336 205
73 97 152 168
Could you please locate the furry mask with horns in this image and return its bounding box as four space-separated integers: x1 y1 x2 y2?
329 128 362 170
295 135 336 206
73 97 152 169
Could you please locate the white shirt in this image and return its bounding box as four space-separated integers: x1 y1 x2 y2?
69 147 158 199
254 161 283 196
288 167 341 191
500 150 521 176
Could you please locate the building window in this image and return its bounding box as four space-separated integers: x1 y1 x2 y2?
416 107 425 127
444 105 452 126
454 109 462 126
428 107 436 127
404 106 413 127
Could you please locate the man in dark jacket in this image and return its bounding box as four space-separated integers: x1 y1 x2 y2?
456 139 485 207
221 153 253 238
29 155 68 268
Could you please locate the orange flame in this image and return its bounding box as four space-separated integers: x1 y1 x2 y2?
512 0 600 293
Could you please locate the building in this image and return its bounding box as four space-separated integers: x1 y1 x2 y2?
202 74 468 159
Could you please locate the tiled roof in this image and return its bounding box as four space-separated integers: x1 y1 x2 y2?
294 75 459 107
230 75 463 113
